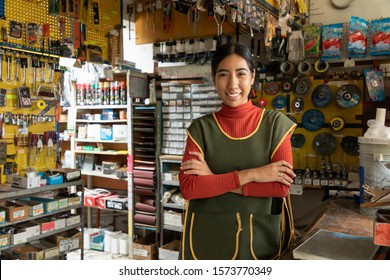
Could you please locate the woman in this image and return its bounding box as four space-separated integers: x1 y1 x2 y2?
179 42 297 260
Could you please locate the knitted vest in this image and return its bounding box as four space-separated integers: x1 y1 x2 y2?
181 109 296 260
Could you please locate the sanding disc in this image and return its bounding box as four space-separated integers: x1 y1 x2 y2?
293 77 312 98
312 84 333 107
292 97 304 112
264 81 279 95
291 133 306 148
330 116 345 131
312 132 337 155
341 136 359 156
272 95 287 109
336 84 361 108
302 109 325 131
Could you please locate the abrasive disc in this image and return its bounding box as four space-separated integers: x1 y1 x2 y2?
302 109 325 131
341 136 359 156
312 132 337 155
292 97 304 112
272 95 287 109
336 84 361 108
330 116 345 131
293 77 312 98
312 84 333 107
291 133 306 148
264 81 280 95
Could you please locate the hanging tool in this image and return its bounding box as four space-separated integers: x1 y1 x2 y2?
151 2 156 33
214 12 225 49
20 56 28 86
36 135 44 162
163 0 172 33
193 5 199 34
6 52 12 83
145 2 150 31
126 4 134 40
14 52 20 83
32 56 40 95
48 59 54 83
0 49 4 82
40 58 46 83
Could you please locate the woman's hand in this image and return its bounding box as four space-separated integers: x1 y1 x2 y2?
239 160 296 186
180 151 214 176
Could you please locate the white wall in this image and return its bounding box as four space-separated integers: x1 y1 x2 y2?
121 0 154 73
310 0 390 25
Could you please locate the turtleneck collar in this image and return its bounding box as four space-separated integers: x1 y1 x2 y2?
217 101 259 119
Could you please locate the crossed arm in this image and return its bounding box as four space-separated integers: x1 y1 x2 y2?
179 134 296 200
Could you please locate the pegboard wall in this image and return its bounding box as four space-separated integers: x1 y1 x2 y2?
253 78 364 174
1 0 121 60
0 0 121 182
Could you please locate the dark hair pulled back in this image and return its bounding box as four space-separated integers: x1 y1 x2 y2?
211 42 255 77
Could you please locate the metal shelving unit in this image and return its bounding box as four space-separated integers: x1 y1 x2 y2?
0 179 84 259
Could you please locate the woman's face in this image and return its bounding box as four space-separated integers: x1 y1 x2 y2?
213 53 255 107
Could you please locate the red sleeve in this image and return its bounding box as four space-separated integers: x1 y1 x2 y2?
242 134 293 198
179 137 241 200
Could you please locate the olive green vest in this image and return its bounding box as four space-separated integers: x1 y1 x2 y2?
181 108 296 260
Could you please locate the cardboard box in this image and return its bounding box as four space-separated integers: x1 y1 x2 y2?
35 240 59 259
66 214 80 227
132 234 158 260
11 175 40 189
15 199 44 217
0 201 28 222
113 124 128 141
18 196 59 214
67 196 81 206
0 209 5 225
100 125 113 140
48 229 81 252
11 245 44 260
96 194 117 209
163 210 183 229
54 218 66 230
16 222 40 239
35 217 56 234
374 209 390 247
87 124 101 139
159 240 180 260
56 197 68 209
0 233 10 249
105 195 128 211
11 230 28 245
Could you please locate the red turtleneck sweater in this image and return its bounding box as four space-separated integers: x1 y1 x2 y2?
179 101 293 200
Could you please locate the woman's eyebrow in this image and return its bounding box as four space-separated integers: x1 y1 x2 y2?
217 68 249 73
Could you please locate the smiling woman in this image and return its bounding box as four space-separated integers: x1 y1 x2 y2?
179 42 297 260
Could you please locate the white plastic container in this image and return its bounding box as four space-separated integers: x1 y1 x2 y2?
358 137 390 189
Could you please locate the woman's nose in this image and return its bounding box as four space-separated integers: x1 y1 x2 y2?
227 75 238 89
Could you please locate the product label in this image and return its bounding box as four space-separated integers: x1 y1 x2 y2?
133 248 148 257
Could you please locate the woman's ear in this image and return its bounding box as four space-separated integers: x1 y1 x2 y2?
251 70 256 85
